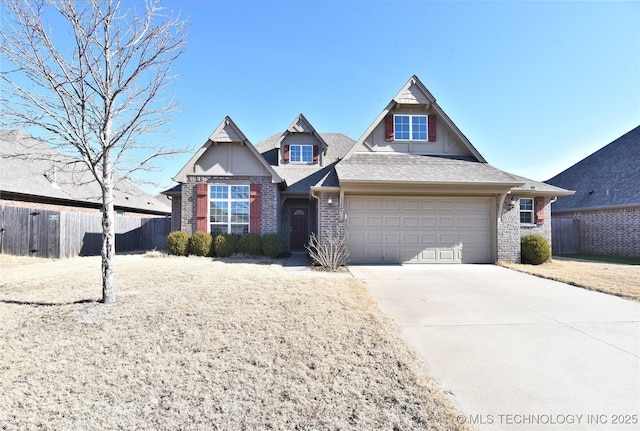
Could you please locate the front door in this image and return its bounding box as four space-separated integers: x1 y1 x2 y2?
289 207 309 250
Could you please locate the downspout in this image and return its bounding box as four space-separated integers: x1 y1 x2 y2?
310 188 320 236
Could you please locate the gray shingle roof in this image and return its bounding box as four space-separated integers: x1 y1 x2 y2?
336 153 521 185
546 125 640 211
255 132 355 193
0 130 170 215
336 153 572 195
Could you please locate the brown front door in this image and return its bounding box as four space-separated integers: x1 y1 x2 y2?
289 207 309 250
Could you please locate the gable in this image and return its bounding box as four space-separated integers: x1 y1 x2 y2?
366 107 474 157
344 75 486 163
286 115 316 134
209 120 246 142
195 142 272 176
273 114 329 166
173 116 283 184
394 82 432 105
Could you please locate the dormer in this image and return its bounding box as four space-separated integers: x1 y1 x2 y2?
274 114 329 166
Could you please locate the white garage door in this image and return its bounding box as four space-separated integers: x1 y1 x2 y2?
345 196 493 264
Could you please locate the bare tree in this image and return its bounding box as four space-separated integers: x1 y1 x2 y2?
0 0 187 303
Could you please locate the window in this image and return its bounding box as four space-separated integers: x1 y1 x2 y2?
290 145 313 163
209 185 250 235
394 115 428 141
520 198 534 224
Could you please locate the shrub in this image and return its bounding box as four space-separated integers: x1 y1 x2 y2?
521 234 551 265
188 231 212 257
167 231 190 256
261 233 284 258
214 233 237 258
238 233 262 256
306 229 349 271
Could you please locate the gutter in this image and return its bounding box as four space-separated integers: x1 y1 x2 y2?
552 203 640 214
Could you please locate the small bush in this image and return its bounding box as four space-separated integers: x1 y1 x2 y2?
167 231 190 256
188 231 212 257
261 233 284 258
521 234 551 265
238 233 262 256
306 229 349 271
214 233 237 258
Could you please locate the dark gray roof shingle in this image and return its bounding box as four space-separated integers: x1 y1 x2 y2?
546 125 640 211
336 153 520 185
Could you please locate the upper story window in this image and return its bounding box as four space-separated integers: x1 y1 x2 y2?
209 184 250 236
520 198 534 224
394 114 428 141
290 145 313 163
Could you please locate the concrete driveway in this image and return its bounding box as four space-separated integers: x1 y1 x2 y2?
349 264 640 431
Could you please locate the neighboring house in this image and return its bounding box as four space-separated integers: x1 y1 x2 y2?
546 126 639 257
0 130 171 258
167 75 572 264
0 130 171 216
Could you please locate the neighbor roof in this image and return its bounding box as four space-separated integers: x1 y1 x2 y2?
0 130 171 215
546 125 640 211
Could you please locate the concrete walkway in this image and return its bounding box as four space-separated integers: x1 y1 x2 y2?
283 251 309 271
349 264 640 431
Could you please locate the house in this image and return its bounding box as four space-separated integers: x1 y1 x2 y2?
0 130 171 258
545 125 639 257
167 75 572 264
0 130 171 216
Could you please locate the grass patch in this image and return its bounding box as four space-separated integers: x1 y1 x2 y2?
0 254 469 430
557 254 640 265
500 257 640 301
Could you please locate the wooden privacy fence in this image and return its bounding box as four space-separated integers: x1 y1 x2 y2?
551 218 580 255
0 204 171 258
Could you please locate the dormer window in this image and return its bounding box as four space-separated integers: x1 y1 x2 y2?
290 144 313 163
394 115 428 141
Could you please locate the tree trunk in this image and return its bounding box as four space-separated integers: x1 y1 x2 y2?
101 154 116 303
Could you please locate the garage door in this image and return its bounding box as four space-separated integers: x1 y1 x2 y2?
345 196 493 264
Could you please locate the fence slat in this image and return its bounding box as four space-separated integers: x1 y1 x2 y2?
552 218 580 255
1 204 170 258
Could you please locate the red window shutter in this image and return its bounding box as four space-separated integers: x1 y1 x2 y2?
534 197 545 225
313 145 319 164
385 114 394 141
428 114 437 142
283 145 290 163
195 183 208 232
250 183 261 234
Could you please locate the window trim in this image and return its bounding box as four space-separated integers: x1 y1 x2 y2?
289 144 314 163
393 114 428 141
519 198 535 225
209 184 250 235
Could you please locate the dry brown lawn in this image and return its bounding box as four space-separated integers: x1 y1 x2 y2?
0 253 469 430
500 257 640 301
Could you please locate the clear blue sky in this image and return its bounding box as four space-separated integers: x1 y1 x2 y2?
116 1 640 194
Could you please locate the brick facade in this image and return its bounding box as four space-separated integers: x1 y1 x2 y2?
553 206 639 258
497 196 553 263
317 191 344 236
180 175 279 235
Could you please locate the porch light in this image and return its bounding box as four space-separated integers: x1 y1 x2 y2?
327 197 334 205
